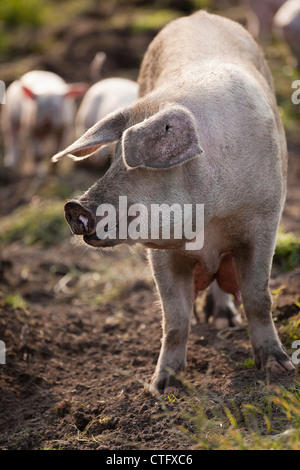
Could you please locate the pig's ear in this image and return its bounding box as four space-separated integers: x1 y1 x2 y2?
64 83 88 99
52 107 130 162
122 106 204 170
22 86 36 100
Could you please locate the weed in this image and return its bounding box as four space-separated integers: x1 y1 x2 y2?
280 310 300 343
1 293 28 313
149 375 300 449
0 0 48 26
130 9 180 33
0 200 69 247
241 358 255 369
274 228 300 272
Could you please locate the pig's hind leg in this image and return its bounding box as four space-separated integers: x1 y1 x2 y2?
203 280 242 329
235 230 294 373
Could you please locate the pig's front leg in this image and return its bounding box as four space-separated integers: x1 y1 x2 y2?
148 249 195 392
3 121 20 168
236 229 294 373
32 136 44 163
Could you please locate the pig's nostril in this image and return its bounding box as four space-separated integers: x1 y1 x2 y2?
64 201 96 236
78 219 87 233
78 214 89 232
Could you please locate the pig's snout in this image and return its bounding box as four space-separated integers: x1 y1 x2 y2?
64 201 96 236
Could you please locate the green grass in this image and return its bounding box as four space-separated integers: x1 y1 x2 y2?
266 40 300 143
191 0 213 10
0 0 94 59
0 0 49 26
0 200 69 247
1 293 28 312
130 8 181 33
240 358 255 369
156 379 300 450
0 0 91 27
279 308 300 344
274 228 300 272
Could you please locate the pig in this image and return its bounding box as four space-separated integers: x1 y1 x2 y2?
273 0 300 65
245 0 286 39
75 77 138 168
2 70 86 171
52 11 295 392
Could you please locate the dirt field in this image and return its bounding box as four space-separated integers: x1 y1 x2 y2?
0 1 300 452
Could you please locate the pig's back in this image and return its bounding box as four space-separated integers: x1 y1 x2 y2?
138 10 274 97
20 71 67 95
76 78 138 135
95 78 138 120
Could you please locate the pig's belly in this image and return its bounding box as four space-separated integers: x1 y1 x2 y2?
194 253 240 299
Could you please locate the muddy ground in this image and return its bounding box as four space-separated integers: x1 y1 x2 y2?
0 2 300 452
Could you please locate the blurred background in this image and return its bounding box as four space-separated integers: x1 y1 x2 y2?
0 0 299 169
0 0 299 252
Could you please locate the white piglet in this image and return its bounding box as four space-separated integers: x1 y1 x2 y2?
245 0 286 39
2 70 86 171
273 0 300 65
75 77 138 168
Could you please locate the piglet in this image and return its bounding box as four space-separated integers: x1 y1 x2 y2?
273 0 300 66
2 70 86 171
75 77 138 169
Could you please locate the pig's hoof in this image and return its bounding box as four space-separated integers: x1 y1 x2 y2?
149 371 185 394
214 313 243 330
254 345 295 373
268 358 295 373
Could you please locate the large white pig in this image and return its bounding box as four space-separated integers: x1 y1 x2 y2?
2 70 86 171
53 11 294 392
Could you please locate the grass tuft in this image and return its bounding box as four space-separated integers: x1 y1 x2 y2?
0 200 69 247
274 228 300 272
